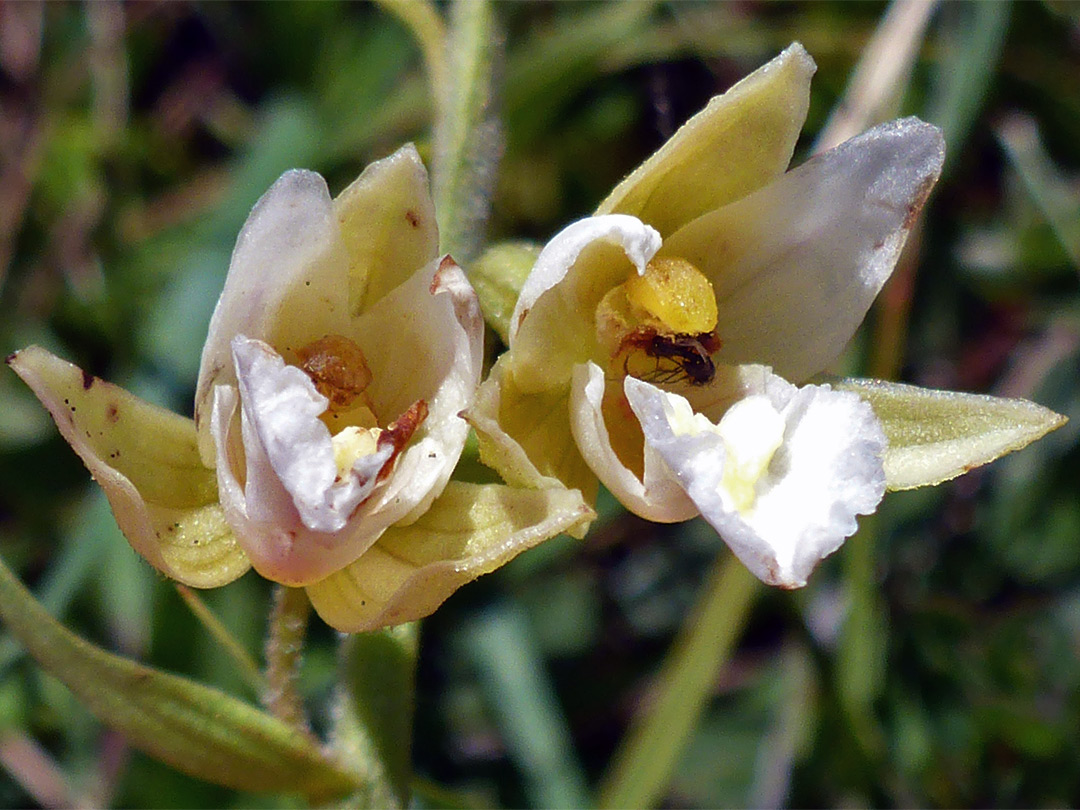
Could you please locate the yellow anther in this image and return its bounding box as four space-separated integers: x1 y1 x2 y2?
624 257 718 335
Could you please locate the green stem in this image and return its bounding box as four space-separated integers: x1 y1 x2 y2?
262 585 312 738
433 0 501 265
375 0 448 108
597 551 759 810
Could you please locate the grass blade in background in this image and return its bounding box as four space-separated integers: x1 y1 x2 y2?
598 553 758 809
456 602 590 810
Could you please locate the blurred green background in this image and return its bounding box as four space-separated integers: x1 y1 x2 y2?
1 1 1079 807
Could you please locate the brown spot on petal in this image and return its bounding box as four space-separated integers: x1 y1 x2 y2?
296 334 373 410
431 255 459 294
904 174 939 231
375 399 429 483
106 403 119 423
81 369 95 390
5 351 18 365
405 209 420 228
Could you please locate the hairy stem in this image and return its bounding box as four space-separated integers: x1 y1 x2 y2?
263 585 312 738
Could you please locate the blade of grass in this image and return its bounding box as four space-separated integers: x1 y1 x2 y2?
0 731 75 809
997 114 1080 272
926 0 1011 176
815 0 939 153
457 601 591 810
375 0 447 108
175 584 265 696
597 552 758 810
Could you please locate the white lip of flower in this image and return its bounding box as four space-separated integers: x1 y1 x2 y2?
623 374 886 587
228 335 395 534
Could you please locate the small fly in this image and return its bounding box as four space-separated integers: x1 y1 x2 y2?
618 326 722 386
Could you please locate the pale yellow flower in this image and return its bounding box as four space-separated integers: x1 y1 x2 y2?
9 146 591 631
468 44 945 586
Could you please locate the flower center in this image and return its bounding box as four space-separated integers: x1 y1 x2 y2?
625 257 719 334
595 257 721 386
715 396 784 514
296 334 373 411
295 333 380 433
665 391 784 516
331 425 383 477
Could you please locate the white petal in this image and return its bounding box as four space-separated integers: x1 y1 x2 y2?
508 215 661 395
195 170 344 463
625 371 886 588
510 214 660 341
232 336 390 532
569 362 697 522
351 256 484 525
664 117 945 383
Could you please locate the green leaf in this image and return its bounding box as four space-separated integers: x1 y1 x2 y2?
834 378 1067 491
0 553 361 803
336 624 419 809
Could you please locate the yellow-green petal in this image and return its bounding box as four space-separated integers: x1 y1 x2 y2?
7 346 249 587
466 357 599 506
306 481 594 633
334 143 439 315
595 42 814 237
834 378 1068 490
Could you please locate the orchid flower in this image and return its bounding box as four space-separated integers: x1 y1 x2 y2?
467 43 1064 588
8 145 591 632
